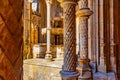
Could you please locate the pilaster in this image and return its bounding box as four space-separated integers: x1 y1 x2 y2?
98 0 107 73
110 0 117 72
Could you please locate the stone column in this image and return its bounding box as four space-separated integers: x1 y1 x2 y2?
76 0 93 79
76 16 80 55
88 0 96 73
98 0 107 73
60 1 79 80
110 0 116 73
24 0 32 59
45 0 53 60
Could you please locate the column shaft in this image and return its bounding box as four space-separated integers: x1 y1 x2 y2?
24 1 32 59
98 0 107 73
45 1 53 60
60 1 78 80
63 3 76 71
76 0 93 79
110 0 116 72
79 17 88 59
76 16 79 55
47 3 51 52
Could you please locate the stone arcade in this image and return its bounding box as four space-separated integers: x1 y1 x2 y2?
0 0 120 80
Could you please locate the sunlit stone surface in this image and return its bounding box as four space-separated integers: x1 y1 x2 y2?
23 59 116 80
23 59 63 80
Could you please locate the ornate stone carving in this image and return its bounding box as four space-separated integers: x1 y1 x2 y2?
76 0 93 79
63 2 76 72
78 0 88 9
60 1 79 80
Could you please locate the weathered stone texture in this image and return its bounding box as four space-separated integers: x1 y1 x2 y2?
0 0 23 80
23 59 63 80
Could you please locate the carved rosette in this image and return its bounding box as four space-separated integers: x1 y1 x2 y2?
76 0 93 79
60 1 79 80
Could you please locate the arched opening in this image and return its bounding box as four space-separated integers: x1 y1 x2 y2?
23 0 64 79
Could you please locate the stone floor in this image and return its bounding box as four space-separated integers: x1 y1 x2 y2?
23 59 117 80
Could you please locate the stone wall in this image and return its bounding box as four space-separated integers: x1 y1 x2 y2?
32 44 63 58
87 0 120 79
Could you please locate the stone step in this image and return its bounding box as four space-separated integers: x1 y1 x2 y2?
94 72 117 80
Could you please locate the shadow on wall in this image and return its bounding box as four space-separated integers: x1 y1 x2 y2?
0 75 4 80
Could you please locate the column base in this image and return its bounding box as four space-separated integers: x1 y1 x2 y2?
60 70 79 80
90 60 96 73
78 78 92 80
77 59 93 80
45 51 53 61
110 56 116 72
98 57 107 73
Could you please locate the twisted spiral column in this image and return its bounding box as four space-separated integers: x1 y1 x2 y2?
60 1 79 80
76 0 93 79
